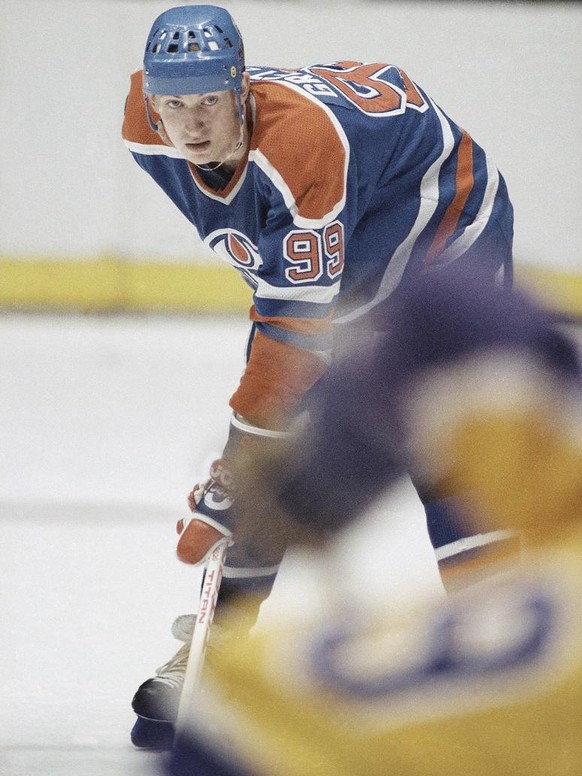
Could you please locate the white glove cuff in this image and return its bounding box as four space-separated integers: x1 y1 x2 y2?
230 413 293 440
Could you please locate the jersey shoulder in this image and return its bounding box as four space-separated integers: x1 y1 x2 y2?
249 73 349 225
122 69 166 148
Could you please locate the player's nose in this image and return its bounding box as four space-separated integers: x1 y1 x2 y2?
184 108 205 132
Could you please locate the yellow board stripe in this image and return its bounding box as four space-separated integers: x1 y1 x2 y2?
0 256 580 317
0 255 252 313
516 265 582 319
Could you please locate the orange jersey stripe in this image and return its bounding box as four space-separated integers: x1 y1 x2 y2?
250 81 348 223
229 330 327 429
425 130 474 264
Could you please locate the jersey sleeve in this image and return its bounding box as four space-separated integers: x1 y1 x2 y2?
229 327 328 429
229 81 352 428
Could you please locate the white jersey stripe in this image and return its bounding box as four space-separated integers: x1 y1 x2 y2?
434 529 517 562
123 139 186 159
188 164 249 206
250 148 300 219
249 78 351 230
438 159 500 264
255 276 341 305
335 98 456 324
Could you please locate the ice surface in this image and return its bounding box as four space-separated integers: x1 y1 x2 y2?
0 314 254 775
12 311 572 774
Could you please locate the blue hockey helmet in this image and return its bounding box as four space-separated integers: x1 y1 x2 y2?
143 5 245 97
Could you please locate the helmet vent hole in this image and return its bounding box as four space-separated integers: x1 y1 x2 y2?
167 43 179 53
224 37 232 48
208 41 219 51
187 30 199 51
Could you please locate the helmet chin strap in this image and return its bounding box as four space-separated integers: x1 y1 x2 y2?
144 96 159 134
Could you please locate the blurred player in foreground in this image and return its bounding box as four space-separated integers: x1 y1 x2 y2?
122 3 514 747
164 272 582 776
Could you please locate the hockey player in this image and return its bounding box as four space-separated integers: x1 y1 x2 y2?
122 4 514 747
164 272 582 776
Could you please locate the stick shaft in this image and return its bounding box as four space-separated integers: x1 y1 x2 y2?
176 539 229 731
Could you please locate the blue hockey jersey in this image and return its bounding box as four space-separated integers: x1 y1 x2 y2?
122 62 513 428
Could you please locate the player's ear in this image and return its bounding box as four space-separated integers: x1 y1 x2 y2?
147 94 162 125
147 96 171 144
147 94 158 113
241 72 251 103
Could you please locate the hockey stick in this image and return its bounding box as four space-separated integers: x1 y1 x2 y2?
175 538 229 732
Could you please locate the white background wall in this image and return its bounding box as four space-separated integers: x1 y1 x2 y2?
1 0 581 270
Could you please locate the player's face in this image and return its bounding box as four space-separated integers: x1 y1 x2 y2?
153 87 245 167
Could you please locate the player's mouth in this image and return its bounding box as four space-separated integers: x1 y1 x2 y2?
185 140 211 152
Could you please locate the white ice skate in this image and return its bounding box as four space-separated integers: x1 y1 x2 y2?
131 614 196 723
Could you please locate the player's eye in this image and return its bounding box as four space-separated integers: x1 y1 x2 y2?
158 98 183 110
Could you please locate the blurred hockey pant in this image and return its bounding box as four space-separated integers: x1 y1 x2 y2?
422 491 520 593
